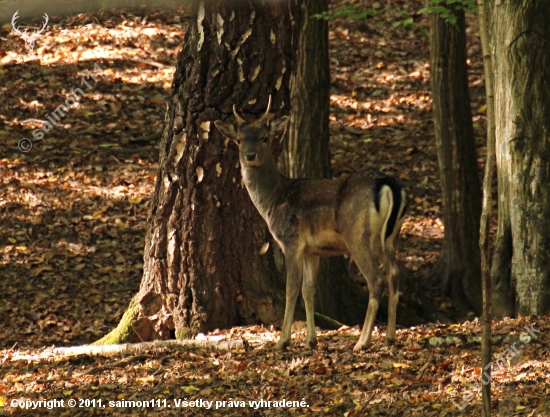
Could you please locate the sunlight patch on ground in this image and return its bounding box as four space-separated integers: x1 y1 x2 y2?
1 21 185 72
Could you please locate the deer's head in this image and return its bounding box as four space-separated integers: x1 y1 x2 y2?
214 97 289 167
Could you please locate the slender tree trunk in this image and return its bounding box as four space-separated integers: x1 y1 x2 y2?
118 0 301 342
279 0 367 325
491 0 550 317
477 0 495 414
429 8 482 315
281 0 331 180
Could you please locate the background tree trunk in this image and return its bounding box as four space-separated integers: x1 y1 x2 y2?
279 0 367 325
491 0 550 317
126 0 301 341
428 8 482 315
281 0 331 180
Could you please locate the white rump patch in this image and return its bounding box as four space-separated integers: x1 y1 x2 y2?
377 185 393 251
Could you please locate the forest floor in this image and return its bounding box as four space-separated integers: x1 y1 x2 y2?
0 1 548 416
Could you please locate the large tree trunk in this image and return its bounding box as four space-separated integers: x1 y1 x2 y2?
280 0 367 325
491 1 550 317
120 0 301 341
428 8 482 314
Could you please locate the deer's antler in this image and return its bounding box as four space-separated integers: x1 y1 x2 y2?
35 13 49 36
233 96 272 126
233 105 246 126
11 10 23 35
259 95 272 124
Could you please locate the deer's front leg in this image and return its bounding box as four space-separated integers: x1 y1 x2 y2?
276 252 303 351
303 254 320 349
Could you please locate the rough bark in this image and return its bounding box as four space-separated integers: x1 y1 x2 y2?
125 0 301 341
279 0 367 325
491 1 550 317
429 9 482 315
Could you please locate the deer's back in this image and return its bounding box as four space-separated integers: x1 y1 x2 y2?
266 171 403 256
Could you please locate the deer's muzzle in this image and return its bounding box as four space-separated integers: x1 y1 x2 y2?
245 152 257 161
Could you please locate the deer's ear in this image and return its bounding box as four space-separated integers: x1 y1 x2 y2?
269 116 289 139
214 120 237 141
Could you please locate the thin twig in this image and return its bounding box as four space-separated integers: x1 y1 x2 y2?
110 154 122 164
477 1 496 416
83 146 99 158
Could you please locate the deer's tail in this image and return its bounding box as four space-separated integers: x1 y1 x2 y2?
376 179 407 251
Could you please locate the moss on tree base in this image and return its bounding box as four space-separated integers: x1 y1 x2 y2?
93 296 140 345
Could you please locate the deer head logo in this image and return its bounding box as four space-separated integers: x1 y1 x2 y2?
11 10 49 53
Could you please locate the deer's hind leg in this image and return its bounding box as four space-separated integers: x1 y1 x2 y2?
351 246 384 351
383 241 400 346
383 199 406 345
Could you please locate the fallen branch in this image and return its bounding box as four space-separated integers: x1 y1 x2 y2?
313 311 345 330
8 338 246 362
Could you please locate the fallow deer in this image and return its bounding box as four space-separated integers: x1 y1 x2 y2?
215 98 407 351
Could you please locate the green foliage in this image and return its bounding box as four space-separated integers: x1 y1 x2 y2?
418 0 478 25
312 5 379 21
312 6 416 30
313 0 478 27
392 9 414 28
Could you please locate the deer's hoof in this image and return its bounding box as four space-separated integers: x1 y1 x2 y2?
353 339 370 352
305 339 317 350
275 340 290 351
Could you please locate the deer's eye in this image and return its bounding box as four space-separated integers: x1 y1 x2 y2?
263 137 269 143
235 139 242 145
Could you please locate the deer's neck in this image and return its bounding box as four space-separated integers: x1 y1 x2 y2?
241 157 289 220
